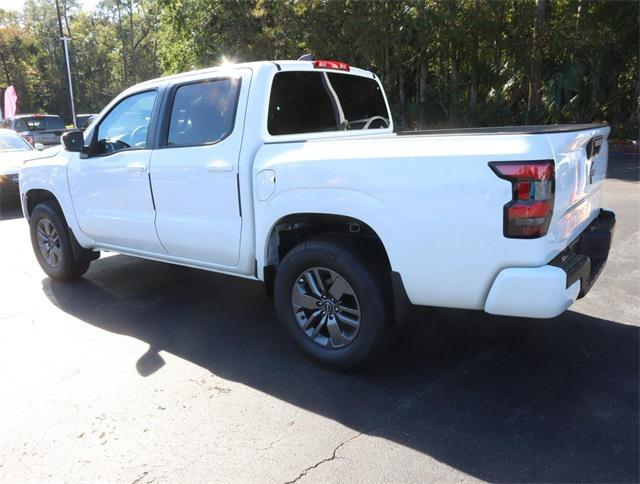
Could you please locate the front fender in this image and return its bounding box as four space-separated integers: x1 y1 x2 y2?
19 154 94 248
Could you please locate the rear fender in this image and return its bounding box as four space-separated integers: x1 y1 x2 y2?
256 188 399 278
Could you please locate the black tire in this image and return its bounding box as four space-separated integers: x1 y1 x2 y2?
29 201 91 281
274 238 393 369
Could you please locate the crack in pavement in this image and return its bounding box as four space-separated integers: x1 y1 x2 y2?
282 349 493 484
284 432 363 484
130 471 149 484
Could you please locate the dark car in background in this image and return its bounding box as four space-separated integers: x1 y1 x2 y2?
0 114 67 146
75 114 98 130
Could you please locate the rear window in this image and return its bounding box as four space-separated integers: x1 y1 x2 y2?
46 116 65 130
268 71 389 135
326 73 389 130
14 118 42 131
268 72 337 135
13 116 65 131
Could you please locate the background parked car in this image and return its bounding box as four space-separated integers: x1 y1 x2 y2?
0 129 39 205
75 114 97 130
0 114 67 147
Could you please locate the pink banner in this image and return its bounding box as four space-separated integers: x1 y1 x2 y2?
4 85 18 118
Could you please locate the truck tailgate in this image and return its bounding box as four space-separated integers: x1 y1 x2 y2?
546 125 610 247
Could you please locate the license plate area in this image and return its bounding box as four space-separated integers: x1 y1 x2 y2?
550 209 615 298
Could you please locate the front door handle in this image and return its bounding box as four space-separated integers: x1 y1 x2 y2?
126 162 147 173
205 160 233 172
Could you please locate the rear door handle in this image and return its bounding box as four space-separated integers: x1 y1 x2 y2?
126 162 147 173
205 160 233 172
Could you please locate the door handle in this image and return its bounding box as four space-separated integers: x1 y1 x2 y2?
126 162 147 173
205 160 233 172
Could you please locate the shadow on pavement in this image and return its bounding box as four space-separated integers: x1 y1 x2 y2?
44 254 639 482
0 198 23 221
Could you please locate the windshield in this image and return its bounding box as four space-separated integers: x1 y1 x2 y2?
0 132 33 152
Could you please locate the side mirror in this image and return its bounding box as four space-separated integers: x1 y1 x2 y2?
61 130 85 153
34 143 45 151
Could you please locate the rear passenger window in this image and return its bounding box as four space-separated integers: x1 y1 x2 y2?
166 78 240 147
268 72 337 135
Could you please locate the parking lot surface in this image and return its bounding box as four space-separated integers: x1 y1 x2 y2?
0 153 638 482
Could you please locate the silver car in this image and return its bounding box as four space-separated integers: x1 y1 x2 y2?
0 129 39 204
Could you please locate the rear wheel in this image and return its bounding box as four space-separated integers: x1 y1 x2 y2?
274 238 392 369
29 202 91 281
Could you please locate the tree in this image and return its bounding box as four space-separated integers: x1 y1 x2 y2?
0 0 637 137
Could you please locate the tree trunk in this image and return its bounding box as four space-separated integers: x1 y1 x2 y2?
398 67 406 128
383 6 390 84
417 0 428 128
0 48 12 85
116 1 128 86
450 42 460 125
527 0 546 122
576 0 587 31
128 0 135 83
419 61 428 128
468 0 480 123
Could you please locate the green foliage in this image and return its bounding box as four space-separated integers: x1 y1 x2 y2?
0 0 637 137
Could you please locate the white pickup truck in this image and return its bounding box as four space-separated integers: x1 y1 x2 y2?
19 59 615 368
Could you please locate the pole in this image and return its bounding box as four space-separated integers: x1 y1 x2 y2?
54 0 77 128
62 37 77 128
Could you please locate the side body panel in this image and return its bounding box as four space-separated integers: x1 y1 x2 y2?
149 69 253 267
66 148 164 253
253 128 608 310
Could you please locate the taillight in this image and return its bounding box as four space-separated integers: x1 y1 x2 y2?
489 160 555 238
313 60 350 71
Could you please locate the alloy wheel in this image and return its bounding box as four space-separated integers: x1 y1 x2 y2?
291 267 361 348
36 218 63 268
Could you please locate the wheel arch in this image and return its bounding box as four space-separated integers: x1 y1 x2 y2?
24 188 96 257
263 212 391 267
262 211 412 327
24 188 60 220
260 211 398 303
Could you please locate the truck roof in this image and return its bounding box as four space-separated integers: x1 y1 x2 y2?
131 60 376 92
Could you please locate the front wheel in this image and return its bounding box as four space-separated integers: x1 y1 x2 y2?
274 239 393 369
29 202 91 281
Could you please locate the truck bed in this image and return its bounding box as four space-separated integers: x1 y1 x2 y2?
397 123 607 137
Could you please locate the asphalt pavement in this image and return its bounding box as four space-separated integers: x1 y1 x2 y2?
0 153 638 482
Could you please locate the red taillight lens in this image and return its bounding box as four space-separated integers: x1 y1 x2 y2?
490 160 555 238
313 60 350 71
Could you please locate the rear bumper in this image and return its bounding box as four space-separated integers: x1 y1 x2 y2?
485 209 615 318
